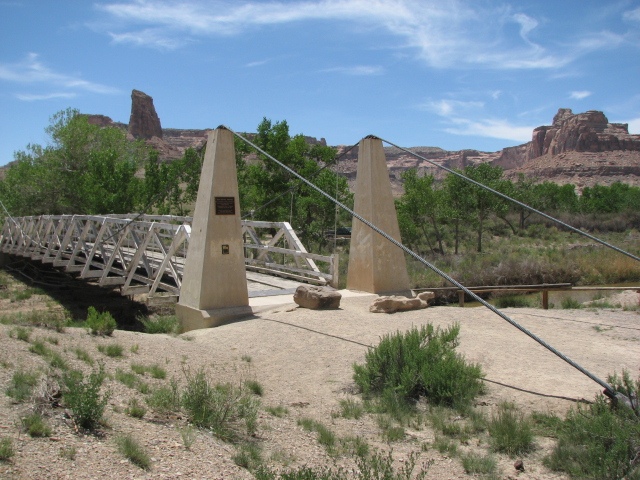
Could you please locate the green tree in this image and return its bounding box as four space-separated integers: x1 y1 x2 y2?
0 109 149 215
397 169 447 255
236 118 352 250
458 164 509 253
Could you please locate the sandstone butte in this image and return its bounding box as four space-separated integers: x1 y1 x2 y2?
82 89 640 192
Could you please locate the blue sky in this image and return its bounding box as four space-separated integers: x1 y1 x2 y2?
1 0 639 166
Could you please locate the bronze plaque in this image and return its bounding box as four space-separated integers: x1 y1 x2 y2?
215 196 236 215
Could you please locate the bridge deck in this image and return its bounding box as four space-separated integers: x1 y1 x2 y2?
0 214 337 303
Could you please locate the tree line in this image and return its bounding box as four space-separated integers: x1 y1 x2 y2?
396 164 640 256
0 109 351 250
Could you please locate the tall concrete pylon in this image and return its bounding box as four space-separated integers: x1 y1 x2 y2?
176 127 251 331
346 136 411 294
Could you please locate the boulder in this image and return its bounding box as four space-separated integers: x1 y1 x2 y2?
293 285 341 309
369 291 435 314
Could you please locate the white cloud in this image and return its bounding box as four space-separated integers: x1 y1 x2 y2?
245 59 270 68
627 117 640 134
0 53 119 98
322 65 384 75
569 90 592 100
108 29 188 50
444 117 533 143
623 7 640 22
421 99 484 116
14 92 77 101
95 0 586 70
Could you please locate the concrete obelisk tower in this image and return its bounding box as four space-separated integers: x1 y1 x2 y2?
346 136 411 294
176 127 251 331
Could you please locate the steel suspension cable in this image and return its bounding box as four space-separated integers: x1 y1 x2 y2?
379 137 640 263
227 127 617 397
241 141 359 219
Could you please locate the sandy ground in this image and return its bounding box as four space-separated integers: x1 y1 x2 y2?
0 288 639 479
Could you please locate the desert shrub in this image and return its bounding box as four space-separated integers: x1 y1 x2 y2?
61 365 109 430
334 398 364 419
254 448 428 480
116 435 151 470
6 368 39 402
244 380 263 396
11 326 31 342
139 315 181 334
493 294 531 308
488 402 534 456
181 368 259 441
145 379 180 415
0 437 14 461
178 425 197 449
545 371 640 479
97 343 123 357
73 347 94 365
232 442 263 471
560 297 582 309
353 324 484 409
21 412 52 437
460 452 497 475
265 405 289 417
125 397 147 419
85 307 116 336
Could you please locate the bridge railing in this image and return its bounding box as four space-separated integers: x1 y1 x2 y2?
0 214 337 299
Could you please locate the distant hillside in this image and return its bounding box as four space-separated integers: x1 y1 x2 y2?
87 90 640 193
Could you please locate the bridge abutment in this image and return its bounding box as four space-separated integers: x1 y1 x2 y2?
347 136 411 295
176 127 252 331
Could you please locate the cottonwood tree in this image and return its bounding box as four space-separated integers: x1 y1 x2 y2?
0 109 148 215
235 118 352 250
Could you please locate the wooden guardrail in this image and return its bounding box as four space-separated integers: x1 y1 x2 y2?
417 283 640 309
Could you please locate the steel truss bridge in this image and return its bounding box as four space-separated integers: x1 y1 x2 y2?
0 214 338 303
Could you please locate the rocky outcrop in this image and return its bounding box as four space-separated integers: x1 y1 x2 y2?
526 109 640 160
128 90 163 140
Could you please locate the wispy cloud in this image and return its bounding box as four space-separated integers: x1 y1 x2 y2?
15 92 77 101
0 53 119 99
444 117 533 143
623 7 640 22
421 99 484 116
94 0 608 70
569 90 592 100
321 65 384 75
245 59 270 68
422 96 531 143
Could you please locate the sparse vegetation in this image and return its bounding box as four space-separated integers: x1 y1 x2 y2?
85 306 117 336
97 343 124 358
180 367 260 441
244 379 263 396
232 442 263 471
6 368 39 402
545 370 640 479
21 412 52 437
460 452 497 475
488 402 534 456
334 398 364 419
125 397 146 419
353 324 484 410
139 314 181 334
74 347 94 365
265 404 288 417
178 425 197 450
116 434 151 470
0 437 15 461
61 365 109 430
